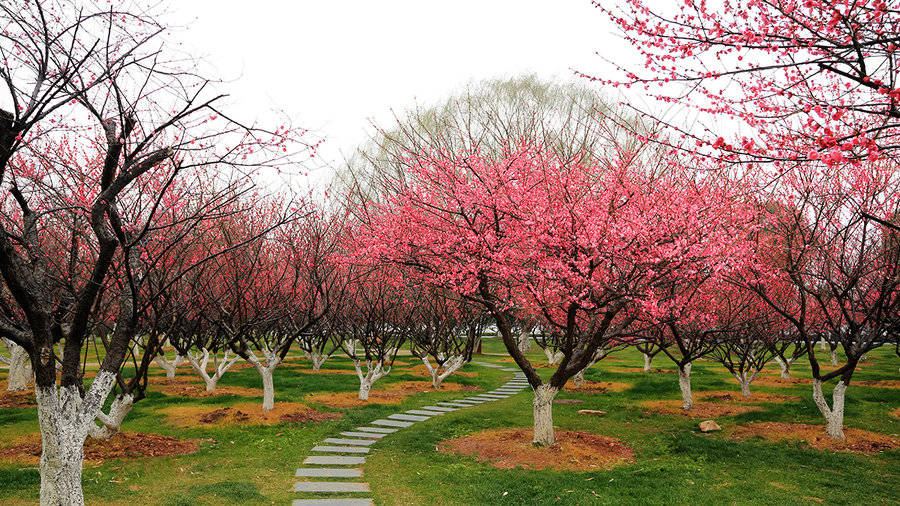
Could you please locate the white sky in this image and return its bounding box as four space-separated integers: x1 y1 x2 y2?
169 0 632 186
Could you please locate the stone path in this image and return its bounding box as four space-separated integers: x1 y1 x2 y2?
291 369 528 505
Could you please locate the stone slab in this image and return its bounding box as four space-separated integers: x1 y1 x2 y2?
293 482 370 493
355 426 397 434
323 438 377 446
406 409 445 416
436 402 474 408
370 419 414 428
295 468 363 478
303 456 365 465
292 500 373 506
311 445 370 454
388 413 429 422
421 406 456 412
341 431 387 439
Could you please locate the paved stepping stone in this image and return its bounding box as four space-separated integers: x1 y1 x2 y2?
470 361 504 368
371 419 414 428
436 402 473 408
296 468 363 478
292 500 373 506
406 409 445 416
493 388 521 392
294 482 370 493
303 455 365 465
341 431 387 439
501 368 519 371
311 445 370 454
421 405 456 412
388 413 429 422
467 396 501 400
323 438 376 446
355 426 396 433
458 398 487 403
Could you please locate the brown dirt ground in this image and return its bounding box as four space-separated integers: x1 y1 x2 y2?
853 379 900 389
162 402 340 427
0 389 35 408
399 363 477 378
438 428 634 471
729 422 900 454
642 400 763 418
305 380 480 408
0 432 199 465
149 377 261 398
890 408 900 419
699 391 801 403
753 376 813 387
613 367 677 374
554 399 584 404
564 380 631 393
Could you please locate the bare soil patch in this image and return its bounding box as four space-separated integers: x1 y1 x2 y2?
853 379 900 389
890 408 900 419
162 402 340 427
305 380 479 409
438 428 634 471
399 363 477 378
564 380 631 393
555 399 584 404
0 432 198 465
150 377 261 398
0 389 35 408
700 391 801 404
730 422 900 454
642 400 762 418
753 376 812 387
613 367 677 374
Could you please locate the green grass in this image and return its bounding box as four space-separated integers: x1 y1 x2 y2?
0 341 897 505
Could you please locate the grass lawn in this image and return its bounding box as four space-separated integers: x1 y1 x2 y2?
0 339 897 505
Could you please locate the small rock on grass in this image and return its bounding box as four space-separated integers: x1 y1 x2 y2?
577 409 606 416
698 420 721 432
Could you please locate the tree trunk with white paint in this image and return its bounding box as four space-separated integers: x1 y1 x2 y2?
830 350 839 366
309 351 329 371
819 337 828 351
544 348 564 365
88 393 134 440
532 384 559 446
245 347 282 411
572 368 585 386
643 353 653 371
812 379 846 439
186 349 241 392
734 371 755 397
354 359 390 400
153 351 185 379
678 362 693 410
517 326 532 353
37 370 117 506
774 356 792 379
3 339 32 391
422 355 467 388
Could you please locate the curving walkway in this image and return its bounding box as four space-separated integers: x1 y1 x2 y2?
290 366 526 505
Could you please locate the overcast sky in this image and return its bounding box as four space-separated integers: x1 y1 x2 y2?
169 1 632 184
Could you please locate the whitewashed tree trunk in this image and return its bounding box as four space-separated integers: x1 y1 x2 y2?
572 368 585 386
186 349 240 392
774 356 792 379
819 337 828 351
37 370 117 506
517 326 532 353
422 355 467 388
544 348 564 365
678 362 693 410
309 351 329 371
734 371 755 397
153 351 185 379
532 384 559 446
812 379 846 439
642 353 653 371
88 393 134 440
245 347 281 412
4 339 32 391
830 350 839 366
354 359 390 400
